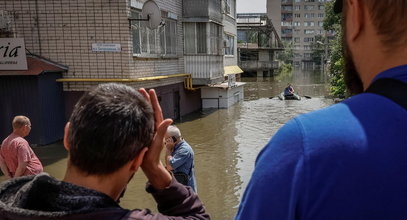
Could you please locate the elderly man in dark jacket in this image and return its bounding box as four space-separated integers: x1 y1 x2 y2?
0 83 210 219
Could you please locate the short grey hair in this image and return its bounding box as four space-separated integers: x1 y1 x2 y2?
167 125 181 138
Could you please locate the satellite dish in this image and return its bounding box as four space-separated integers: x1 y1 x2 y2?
142 0 162 30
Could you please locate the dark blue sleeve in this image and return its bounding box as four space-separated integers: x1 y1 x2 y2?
235 118 306 220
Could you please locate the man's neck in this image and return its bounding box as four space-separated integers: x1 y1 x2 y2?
360 48 407 90
12 130 24 137
63 165 127 202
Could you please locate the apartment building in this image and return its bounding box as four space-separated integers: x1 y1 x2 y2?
0 0 243 145
267 0 334 68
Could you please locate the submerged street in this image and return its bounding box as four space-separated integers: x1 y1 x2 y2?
0 69 334 219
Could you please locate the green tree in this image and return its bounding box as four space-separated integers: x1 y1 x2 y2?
310 35 326 65
323 0 346 97
277 41 294 64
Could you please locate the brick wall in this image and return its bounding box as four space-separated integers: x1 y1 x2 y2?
0 0 185 91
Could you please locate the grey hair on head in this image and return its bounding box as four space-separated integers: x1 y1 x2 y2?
167 125 181 138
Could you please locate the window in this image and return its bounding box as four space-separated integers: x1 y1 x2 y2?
281 21 292 27
318 13 324 18
131 10 177 55
160 19 177 54
318 5 325 10
224 0 231 14
304 13 315 18
294 13 301 18
197 23 207 53
304 21 314 27
304 5 315 10
295 5 301 11
184 22 222 55
304 29 315 34
304 37 314 42
210 23 222 54
282 6 293 11
225 34 234 55
294 37 300 43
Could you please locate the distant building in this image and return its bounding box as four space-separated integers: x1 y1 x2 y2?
267 0 335 69
0 0 244 145
237 13 282 77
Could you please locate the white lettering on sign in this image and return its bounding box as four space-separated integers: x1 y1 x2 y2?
0 38 28 70
92 43 121 52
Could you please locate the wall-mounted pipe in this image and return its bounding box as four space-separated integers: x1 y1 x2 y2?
56 73 198 91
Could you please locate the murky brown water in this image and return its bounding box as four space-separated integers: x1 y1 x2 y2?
0 69 334 220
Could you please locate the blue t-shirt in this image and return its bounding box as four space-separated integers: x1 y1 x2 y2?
170 140 197 192
236 65 407 219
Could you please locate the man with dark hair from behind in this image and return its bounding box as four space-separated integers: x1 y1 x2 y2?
236 0 407 219
0 83 210 219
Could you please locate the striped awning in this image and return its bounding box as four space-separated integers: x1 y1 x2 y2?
224 65 244 76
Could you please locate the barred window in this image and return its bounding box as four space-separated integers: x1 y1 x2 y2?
131 9 177 56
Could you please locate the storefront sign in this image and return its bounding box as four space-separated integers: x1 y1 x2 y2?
0 38 28 70
92 43 121 52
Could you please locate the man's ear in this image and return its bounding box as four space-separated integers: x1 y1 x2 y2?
129 147 148 172
63 122 70 151
346 0 365 42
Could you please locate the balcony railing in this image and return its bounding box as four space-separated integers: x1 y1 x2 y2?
184 55 224 84
239 61 279 70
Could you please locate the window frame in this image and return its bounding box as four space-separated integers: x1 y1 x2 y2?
130 8 178 58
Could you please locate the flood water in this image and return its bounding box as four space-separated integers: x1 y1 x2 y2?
0 69 335 219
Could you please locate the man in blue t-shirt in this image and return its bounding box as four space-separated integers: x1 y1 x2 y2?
165 126 197 192
236 0 407 219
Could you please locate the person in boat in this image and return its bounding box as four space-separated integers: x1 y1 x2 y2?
284 84 295 96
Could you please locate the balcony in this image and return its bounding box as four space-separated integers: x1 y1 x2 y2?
183 0 222 23
281 0 293 5
239 61 279 71
184 55 224 85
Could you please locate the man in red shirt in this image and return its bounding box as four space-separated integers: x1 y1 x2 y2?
0 116 43 179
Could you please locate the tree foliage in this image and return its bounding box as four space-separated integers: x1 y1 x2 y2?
310 35 326 65
277 41 294 64
323 0 346 97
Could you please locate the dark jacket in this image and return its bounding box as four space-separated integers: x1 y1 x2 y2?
0 173 209 219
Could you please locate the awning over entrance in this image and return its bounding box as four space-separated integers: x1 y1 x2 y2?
224 65 244 76
0 56 67 76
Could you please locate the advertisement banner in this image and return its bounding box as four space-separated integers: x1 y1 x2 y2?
0 38 28 70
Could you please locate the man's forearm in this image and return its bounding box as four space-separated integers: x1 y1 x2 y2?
14 161 28 177
148 178 210 219
0 159 11 178
143 162 172 190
